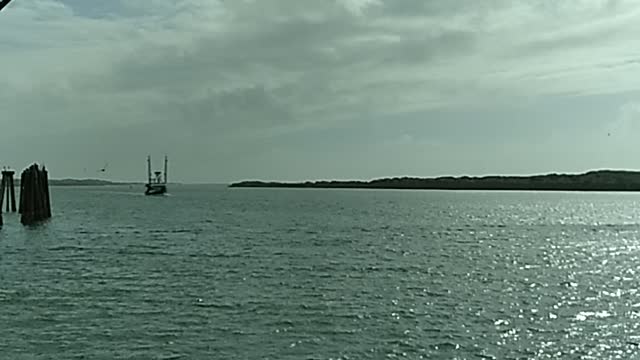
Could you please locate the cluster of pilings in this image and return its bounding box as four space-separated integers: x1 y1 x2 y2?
18 164 52 225
0 164 53 228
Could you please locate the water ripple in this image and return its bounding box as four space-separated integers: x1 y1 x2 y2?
3 187 640 358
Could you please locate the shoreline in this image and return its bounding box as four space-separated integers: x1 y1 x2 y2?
229 170 640 192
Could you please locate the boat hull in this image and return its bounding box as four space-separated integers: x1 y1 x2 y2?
145 184 167 195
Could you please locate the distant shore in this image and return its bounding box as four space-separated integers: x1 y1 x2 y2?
229 170 640 192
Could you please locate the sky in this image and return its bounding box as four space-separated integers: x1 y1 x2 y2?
1 0 640 183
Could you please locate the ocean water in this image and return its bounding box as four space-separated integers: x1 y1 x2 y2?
2 185 640 359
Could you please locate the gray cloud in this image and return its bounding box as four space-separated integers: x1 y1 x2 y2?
3 0 640 181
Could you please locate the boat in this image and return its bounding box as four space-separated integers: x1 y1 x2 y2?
145 155 167 196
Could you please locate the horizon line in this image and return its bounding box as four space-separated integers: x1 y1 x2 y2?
13 167 638 185
228 168 640 183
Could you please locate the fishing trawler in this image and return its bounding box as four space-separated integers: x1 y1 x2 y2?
145 155 168 196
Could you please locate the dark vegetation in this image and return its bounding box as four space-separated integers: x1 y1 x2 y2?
229 170 640 192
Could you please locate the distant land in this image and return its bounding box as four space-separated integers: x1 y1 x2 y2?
229 170 640 192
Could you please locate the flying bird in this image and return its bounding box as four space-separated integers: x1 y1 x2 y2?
0 0 14 13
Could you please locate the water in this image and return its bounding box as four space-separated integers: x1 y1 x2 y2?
2 186 640 359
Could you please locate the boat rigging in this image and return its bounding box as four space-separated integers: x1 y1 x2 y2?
145 155 168 196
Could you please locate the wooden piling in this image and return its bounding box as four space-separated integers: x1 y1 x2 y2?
0 173 4 212
18 170 24 214
43 167 51 218
19 164 52 225
1 170 16 213
9 173 15 212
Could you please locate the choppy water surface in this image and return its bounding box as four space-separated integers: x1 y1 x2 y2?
2 186 640 359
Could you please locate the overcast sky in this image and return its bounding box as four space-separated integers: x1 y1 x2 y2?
1 0 639 183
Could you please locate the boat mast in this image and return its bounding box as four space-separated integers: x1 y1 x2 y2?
164 155 168 184
147 156 152 184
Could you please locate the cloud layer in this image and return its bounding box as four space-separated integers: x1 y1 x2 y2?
1 0 639 181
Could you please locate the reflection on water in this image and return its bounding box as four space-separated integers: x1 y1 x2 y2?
2 186 640 358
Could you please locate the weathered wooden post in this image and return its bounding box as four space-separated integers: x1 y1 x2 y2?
1 170 17 212
9 171 15 212
20 166 31 224
0 171 4 212
43 166 51 218
18 170 24 214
